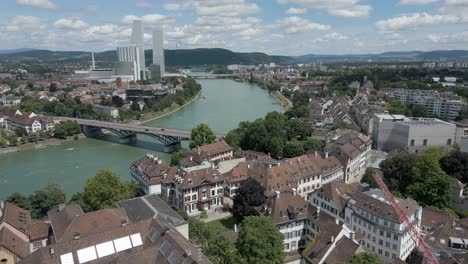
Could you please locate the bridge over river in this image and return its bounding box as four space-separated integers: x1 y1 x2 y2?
57 117 224 152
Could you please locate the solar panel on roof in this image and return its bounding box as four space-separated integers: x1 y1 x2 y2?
146 226 161 242
130 233 143 247
168 250 182 264
77 246 97 264
95 241 115 258
60 252 74 264
160 240 172 256
113 236 132 252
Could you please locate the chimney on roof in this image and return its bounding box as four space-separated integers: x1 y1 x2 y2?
325 152 329 159
184 249 192 258
292 188 297 196
74 232 80 240
247 163 250 169
49 247 55 256
330 236 335 243
275 191 280 198
162 226 170 236
314 151 318 158
268 164 272 169
335 218 339 225
121 219 127 227
58 204 66 212
350 231 355 241
234 224 238 233
190 156 193 161
317 206 321 215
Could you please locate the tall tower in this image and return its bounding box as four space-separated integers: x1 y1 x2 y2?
152 28 165 77
130 20 146 79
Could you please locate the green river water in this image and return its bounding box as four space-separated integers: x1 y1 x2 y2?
0 79 281 198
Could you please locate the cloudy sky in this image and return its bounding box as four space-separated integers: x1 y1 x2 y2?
1 0 468 55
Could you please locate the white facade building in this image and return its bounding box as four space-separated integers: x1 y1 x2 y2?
152 28 165 78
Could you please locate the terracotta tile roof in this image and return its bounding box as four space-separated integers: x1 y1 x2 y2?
0 227 28 258
421 206 454 230
322 236 360 264
47 204 83 243
162 167 224 189
234 150 272 161
30 220 50 241
131 154 170 183
19 218 211 264
349 189 420 223
196 140 232 156
48 205 129 243
0 202 31 235
261 192 308 225
316 181 359 211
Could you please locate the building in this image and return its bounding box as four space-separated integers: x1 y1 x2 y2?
0 201 48 264
386 89 465 120
152 28 165 79
92 105 119 119
309 182 422 262
325 129 372 184
1 96 21 106
161 167 225 215
130 20 146 80
371 114 456 152
116 45 141 81
130 154 172 195
20 206 211 264
3 111 55 134
451 119 468 144
116 194 188 240
183 140 233 165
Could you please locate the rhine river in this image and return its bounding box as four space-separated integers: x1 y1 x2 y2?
0 79 281 198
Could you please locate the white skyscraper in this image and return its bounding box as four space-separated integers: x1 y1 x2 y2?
130 20 146 79
116 45 141 81
152 28 165 77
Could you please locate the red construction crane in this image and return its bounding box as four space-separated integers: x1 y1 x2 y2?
372 172 439 264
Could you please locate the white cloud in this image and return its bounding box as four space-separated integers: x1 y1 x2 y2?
275 16 330 34
54 18 88 30
164 0 259 16
325 32 348 40
445 0 468 6
16 0 57 9
278 0 371 18
286 7 307 14
428 31 468 43
375 12 459 31
122 14 175 26
0 16 45 31
85 24 120 35
399 0 439 4
328 5 371 18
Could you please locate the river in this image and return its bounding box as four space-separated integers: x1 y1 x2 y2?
0 79 281 198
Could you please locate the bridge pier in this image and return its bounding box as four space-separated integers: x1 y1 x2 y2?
81 125 104 138
119 134 137 144
162 141 181 153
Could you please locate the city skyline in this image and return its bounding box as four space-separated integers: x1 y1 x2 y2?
1 0 468 55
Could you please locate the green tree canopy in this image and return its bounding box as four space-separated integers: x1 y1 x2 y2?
440 150 468 184
302 138 325 152
232 178 266 220
80 170 138 212
236 216 284 264
283 141 305 158
6 192 31 210
29 183 67 219
190 123 216 149
342 252 382 264
170 150 186 166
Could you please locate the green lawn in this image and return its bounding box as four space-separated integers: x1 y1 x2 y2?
207 216 238 231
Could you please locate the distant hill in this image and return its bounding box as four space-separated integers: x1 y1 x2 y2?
1 48 468 65
0 48 291 66
0 48 35 55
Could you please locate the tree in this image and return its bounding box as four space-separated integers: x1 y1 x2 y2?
406 152 451 208
170 150 186 166
265 137 285 159
286 119 312 141
380 153 418 192
81 170 138 212
361 168 378 188
409 104 428 117
204 231 244 264
29 183 66 219
49 82 57 93
6 192 31 210
283 141 305 158
14 127 27 137
112 96 124 107
303 138 325 152
236 216 284 264
440 150 468 183
342 252 382 264
225 129 242 150
190 123 216 149
232 178 266 220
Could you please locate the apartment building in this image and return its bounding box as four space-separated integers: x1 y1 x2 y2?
325 129 372 184
160 167 224 215
388 89 465 120
130 154 172 195
309 181 422 262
